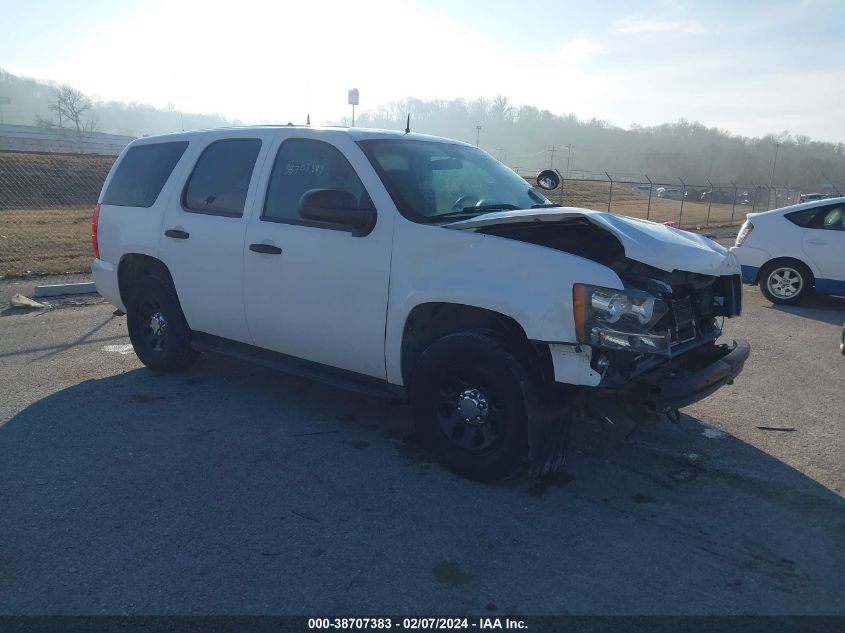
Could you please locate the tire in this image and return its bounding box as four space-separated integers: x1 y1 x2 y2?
759 260 813 305
409 330 537 482
126 274 198 372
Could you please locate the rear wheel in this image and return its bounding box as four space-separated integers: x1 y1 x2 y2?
126 275 198 372
409 330 536 482
759 260 812 305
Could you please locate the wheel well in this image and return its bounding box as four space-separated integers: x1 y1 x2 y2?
758 257 815 286
400 303 553 388
117 254 174 306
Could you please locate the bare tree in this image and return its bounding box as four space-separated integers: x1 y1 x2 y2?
490 95 514 122
48 84 97 151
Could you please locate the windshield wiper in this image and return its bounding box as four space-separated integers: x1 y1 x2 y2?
434 204 521 221
530 203 558 208
463 203 521 212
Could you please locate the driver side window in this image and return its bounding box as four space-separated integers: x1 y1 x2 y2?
263 139 372 224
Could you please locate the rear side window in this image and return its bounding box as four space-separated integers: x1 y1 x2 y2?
263 138 371 223
102 142 188 207
183 139 262 217
785 208 820 227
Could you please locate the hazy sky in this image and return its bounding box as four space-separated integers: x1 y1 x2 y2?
3 0 844 141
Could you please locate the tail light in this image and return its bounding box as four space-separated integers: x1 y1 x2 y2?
735 221 753 246
91 203 101 259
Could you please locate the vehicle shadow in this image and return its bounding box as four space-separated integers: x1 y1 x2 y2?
766 293 845 326
1 356 843 615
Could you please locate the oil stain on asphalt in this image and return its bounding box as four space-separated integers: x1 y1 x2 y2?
431 562 473 587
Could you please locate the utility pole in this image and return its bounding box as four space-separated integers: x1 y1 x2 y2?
475 125 482 147
565 144 573 176
548 145 558 168
769 142 780 187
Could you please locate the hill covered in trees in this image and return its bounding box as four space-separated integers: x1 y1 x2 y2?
1 68 842 190
0 69 237 138
348 97 845 190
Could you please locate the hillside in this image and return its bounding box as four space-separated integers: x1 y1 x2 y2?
0 69 238 137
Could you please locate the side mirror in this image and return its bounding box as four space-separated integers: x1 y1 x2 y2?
298 188 376 236
536 169 561 191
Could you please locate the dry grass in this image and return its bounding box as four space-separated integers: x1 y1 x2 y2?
0 207 92 277
0 191 747 277
544 179 750 228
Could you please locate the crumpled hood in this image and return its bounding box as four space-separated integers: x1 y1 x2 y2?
446 207 739 276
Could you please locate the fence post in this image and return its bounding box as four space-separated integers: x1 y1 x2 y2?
645 175 653 220
605 172 614 212
706 179 714 228
750 183 757 213
678 178 686 227
730 181 738 224
763 185 771 211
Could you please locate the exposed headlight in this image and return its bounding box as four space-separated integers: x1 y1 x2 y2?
573 284 670 354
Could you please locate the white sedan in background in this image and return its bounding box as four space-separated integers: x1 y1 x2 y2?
731 197 845 305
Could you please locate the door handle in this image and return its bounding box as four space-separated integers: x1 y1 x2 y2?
807 240 827 245
249 243 282 255
165 229 190 239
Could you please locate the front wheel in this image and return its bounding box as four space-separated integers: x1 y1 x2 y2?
759 261 812 305
409 331 537 482
126 275 198 372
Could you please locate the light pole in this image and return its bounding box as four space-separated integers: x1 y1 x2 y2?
769 141 780 187
475 125 482 147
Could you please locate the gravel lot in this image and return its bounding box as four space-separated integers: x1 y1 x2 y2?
0 286 843 615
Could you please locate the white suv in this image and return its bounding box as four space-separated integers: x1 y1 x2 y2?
92 127 748 481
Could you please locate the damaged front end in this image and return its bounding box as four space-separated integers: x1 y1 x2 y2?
453 210 750 474
575 262 747 425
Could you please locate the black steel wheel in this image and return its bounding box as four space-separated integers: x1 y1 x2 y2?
410 330 536 482
126 275 198 372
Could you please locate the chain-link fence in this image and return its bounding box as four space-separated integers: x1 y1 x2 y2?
0 147 821 305
515 170 802 230
1 151 114 270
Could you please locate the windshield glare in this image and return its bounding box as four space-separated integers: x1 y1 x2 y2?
359 140 551 222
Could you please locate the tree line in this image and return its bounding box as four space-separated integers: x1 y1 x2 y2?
347 97 845 190
2 68 843 190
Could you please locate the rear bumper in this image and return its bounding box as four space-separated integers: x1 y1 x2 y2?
740 265 760 284
91 258 124 311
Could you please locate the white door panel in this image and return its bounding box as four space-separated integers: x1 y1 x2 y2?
243 133 394 379
160 133 272 344
802 230 845 281
243 223 391 378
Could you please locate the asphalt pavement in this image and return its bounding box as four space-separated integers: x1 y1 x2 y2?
0 287 843 615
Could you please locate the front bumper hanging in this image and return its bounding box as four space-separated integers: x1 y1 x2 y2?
577 339 751 425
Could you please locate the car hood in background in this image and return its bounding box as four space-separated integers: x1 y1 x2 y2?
446 207 739 277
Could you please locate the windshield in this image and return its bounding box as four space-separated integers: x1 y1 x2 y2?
358 139 551 223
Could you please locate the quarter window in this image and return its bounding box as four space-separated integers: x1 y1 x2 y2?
786 208 820 227
263 139 371 223
183 139 262 217
102 142 188 207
